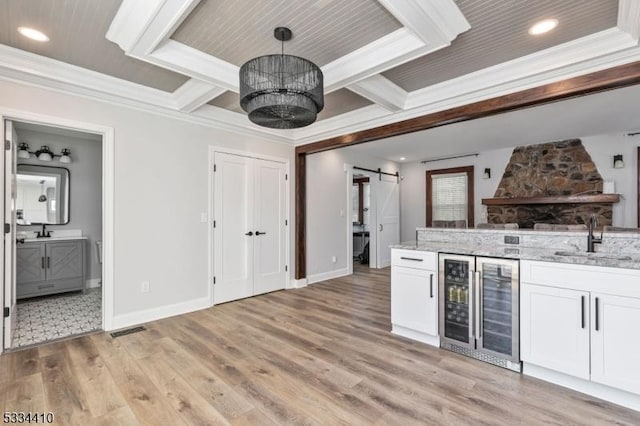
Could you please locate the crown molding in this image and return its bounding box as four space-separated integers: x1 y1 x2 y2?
377 0 470 44
347 75 407 112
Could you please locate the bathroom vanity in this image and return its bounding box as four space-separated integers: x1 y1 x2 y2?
16 237 86 299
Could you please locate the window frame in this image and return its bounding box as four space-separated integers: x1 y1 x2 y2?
425 166 474 228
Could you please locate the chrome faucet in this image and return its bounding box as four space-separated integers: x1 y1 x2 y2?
587 215 602 253
36 223 51 238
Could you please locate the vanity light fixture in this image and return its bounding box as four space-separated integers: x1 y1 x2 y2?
17 26 50 42
483 168 491 179
18 143 31 159
613 154 624 169
18 144 73 163
528 19 558 36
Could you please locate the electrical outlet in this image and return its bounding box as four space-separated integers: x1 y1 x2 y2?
200 212 208 223
141 281 150 293
339 210 345 217
331 256 337 263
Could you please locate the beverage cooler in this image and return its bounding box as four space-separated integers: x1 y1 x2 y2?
439 254 520 371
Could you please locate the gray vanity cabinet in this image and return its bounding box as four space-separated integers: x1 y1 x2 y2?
17 240 85 299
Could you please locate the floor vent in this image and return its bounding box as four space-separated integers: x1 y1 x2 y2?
110 326 146 338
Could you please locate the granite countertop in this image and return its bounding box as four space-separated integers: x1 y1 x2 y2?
392 241 640 270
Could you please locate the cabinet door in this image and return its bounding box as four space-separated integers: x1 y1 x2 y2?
45 241 83 281
520 283 590 379
16 244 45 284
391 266 437 335
591 293 640 395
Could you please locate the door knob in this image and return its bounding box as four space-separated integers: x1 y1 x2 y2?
256 231 267 236
245 231 253 236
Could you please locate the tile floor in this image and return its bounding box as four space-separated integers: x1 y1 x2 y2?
12 288 102 348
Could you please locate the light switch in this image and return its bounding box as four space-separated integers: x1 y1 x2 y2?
200 213 208 223
339 210 344 217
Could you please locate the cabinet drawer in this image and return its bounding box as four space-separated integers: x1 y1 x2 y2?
392 249 436 270
17 278 83 299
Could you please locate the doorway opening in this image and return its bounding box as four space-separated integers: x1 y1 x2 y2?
3 119 104 350
347 164 399 274
352 174 371 270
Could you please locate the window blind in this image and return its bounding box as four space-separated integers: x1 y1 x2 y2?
431 172 468 224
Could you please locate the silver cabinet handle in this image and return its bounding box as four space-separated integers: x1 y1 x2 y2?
400 256 423 262
429 274 433 298
581 295 586 329
41 257 45 269
475 271 482 339
47 256 50 269
469 271 475 341
595 297 600 331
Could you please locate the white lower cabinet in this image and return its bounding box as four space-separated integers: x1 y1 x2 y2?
390 249 438 346
521 283 590 379
520 260 640 410
591 293 640 395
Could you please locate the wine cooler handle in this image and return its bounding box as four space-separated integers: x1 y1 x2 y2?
429 274 433 298
475 271 482 339
595 297 600 331
469 271 475 341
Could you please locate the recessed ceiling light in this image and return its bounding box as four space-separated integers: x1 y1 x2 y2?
528 19 558 36
400 157 406 161
17 27 49 42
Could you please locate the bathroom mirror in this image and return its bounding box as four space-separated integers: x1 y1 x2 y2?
16 165 70 225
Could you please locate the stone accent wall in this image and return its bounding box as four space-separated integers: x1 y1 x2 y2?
488 139 612 228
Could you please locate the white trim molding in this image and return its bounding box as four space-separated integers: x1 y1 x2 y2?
306 268 351 285
110 296 211 331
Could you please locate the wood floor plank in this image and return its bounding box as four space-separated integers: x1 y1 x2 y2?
1 264 638 424
64 336 128 418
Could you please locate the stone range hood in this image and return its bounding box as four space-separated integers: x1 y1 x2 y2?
482 139 619 228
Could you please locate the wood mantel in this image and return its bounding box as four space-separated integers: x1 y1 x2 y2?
482 194 620 206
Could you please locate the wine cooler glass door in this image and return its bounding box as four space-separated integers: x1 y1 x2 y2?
476 258 519 363
439 255 475 349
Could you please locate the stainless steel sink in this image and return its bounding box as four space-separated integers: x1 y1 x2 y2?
553 251 632 261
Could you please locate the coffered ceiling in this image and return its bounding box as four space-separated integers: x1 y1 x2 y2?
0 0 639 145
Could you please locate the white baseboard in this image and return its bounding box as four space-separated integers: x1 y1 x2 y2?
307 267 350 285
392 325 440 347
523 363 640 412
86 278 102 289
288 278 308 289
108 296 211 331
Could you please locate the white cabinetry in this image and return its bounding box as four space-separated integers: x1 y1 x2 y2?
591 293 640 395
520 284 590 379
520 260 640 411
390 249 438 346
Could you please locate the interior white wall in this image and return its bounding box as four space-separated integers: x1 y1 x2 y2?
16 128 103 281
399 133 639 242
0 79 294 323
306 148 398 279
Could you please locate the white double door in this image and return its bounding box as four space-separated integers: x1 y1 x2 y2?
214 153 287 304
374 174 399 268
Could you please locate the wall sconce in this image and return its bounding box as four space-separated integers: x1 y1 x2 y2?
613 154 624 169
483 168 491 179
18 143 73 164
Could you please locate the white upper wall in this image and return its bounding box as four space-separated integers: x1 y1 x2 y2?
0 79 294 319
399 133 638 241
306 148 398 278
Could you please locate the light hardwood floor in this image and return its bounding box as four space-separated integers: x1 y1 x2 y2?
1 265 639 425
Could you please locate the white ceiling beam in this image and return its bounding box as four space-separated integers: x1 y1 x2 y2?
347 75 407 112
173 79 226 112
323 28 437 93
377 0 470 44
106 0 201 56
618 0 640 42
148 40 239 92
